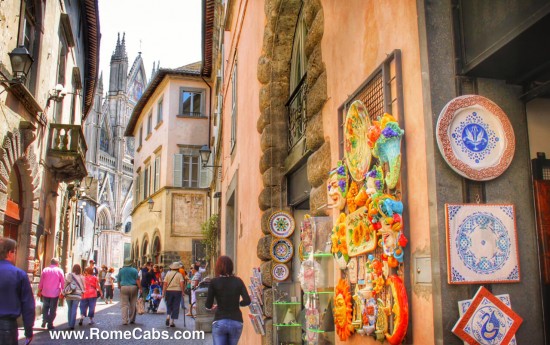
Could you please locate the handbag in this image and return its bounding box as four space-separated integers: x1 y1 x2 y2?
157 298 167 313
137 297 145 315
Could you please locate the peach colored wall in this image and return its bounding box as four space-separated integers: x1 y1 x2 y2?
133 76 210 189
321 1 433 344
220 0 265 344
221 0 434 344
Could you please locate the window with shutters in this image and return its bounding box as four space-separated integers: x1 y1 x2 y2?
173 147 203 188
135 170 141 203
143 164 150 199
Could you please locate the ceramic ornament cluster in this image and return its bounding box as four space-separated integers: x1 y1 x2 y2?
328 100 408 344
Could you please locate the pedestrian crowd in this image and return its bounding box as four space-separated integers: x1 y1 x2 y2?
0 237 249 345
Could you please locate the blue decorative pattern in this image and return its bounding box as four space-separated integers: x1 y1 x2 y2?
451 267 466 282
499 206 514 220
464 298 515 345
448 205 461 221
455 212 511 275
451 112 499 164
506 266 519 281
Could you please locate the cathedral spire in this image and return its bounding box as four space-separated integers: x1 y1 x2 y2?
111 32 128 62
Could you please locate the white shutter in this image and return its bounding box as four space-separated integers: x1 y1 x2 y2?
199 165 212 188
155 156 161 191
140 170 145 200
174 154 183 187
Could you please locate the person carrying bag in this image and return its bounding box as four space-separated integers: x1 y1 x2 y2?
63 265 85 330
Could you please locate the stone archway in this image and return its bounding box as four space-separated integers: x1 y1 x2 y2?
0 129 40 274
256 1 329 342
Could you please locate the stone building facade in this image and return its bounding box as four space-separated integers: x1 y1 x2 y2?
0 0 99 280
82 35 146 269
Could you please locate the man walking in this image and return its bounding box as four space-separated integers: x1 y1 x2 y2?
0 238 35 345
117 258 139 325
37 258 65 329
89 259 98 276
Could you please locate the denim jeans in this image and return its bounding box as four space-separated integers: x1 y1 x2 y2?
0 318 18 345
42 296 59 328
212 319 243 345
66 299 80 328
80 297 98 318
165 291 182 320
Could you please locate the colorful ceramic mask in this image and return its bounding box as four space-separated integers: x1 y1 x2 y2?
373 113 404 189
328 161 349 210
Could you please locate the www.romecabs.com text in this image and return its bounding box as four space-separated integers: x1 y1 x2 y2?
49 327 205 341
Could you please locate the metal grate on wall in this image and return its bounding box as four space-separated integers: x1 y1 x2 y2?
339 50 404 157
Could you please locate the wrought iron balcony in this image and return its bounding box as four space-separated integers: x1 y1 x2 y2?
46 124 88 181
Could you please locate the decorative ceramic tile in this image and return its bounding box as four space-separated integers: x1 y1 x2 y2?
458 294 516 345
446 204 520 284
453 287 522 345
436 95 515 181
344 100 372 182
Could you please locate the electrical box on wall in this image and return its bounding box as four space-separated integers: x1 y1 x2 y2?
415 256 432 284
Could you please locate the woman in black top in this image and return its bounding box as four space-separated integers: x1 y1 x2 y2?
205 256 251 345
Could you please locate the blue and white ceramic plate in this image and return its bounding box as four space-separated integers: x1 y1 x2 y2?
436 95 515 181
272 263 290 281
271 238 294 263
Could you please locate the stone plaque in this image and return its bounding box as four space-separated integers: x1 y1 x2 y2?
172 193 206 236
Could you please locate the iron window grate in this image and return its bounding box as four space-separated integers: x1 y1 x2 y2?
339 50 403 157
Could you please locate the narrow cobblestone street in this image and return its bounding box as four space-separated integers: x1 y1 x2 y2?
19 290 212 345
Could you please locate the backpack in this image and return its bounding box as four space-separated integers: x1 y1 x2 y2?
63 274 84 300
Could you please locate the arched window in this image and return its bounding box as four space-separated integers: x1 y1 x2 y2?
124 222 132 233
287 6 307 150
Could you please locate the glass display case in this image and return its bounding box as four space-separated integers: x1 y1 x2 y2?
273 281 302 345
300 216 335 345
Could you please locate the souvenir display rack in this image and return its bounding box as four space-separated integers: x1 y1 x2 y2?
300 216 335 345
272 281 302 345
249 267 266 335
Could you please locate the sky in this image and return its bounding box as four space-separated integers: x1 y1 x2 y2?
98 0 202 84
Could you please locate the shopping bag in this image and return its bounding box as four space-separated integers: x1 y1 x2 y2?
137 297 145 315
157 299 167 313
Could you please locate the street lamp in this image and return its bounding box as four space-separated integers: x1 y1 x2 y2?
199 145 221 168
147 198 161 213
1 46 34 84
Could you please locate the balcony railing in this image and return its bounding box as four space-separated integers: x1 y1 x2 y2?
286 77 307 150
46 124 88 181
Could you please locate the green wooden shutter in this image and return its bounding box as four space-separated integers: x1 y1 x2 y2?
174 154 183 187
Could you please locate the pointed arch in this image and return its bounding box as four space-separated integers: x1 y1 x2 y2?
96 205 113 230
0 129 40 273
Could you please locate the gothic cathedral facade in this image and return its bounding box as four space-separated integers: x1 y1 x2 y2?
84 34 148 268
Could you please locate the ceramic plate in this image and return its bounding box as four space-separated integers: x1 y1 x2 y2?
436 95 515 181
272 263 290 281
269 211 295 238
344 100 372 182
271 238 294 263
345 207 377 257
